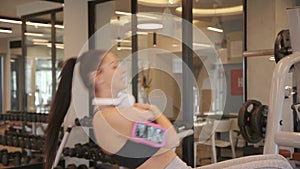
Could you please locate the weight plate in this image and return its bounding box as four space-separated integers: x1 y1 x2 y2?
274 29 292 63
238 100 263 143
252 105 268 138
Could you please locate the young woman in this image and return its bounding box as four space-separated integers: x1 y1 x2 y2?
44 50 292 169
44 50 185 169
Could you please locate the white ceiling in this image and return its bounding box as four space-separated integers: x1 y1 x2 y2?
0 0 39 39
0 0 243 40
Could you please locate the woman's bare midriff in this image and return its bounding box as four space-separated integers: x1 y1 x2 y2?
137 150 177 169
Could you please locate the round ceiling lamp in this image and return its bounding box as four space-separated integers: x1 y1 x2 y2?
138 0 180 7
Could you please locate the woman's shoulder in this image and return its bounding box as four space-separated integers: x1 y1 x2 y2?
94 106 153 122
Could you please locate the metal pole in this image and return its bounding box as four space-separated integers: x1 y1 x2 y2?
131 0 138 102
182 0 194 166
51 12 57 100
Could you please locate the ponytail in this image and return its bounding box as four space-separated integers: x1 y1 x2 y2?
44 58 77 169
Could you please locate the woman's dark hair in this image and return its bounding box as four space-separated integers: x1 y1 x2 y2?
44 50 106 169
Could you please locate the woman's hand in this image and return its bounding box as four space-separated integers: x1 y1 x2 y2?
134 103 162 120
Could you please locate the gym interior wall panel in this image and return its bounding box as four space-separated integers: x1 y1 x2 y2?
247 56 275 105
63 0 89 166
246 0 293 104
63 0 88 59
247 0 275 51
0 39 8 54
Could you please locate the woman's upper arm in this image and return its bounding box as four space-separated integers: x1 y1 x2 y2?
116 107 156 122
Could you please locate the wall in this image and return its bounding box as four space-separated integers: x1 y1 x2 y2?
247 0 293 104
63 0 89 166
247 0 294 152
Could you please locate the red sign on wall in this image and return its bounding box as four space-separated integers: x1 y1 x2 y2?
231 69 243 95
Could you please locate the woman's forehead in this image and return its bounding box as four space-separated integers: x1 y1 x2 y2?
102 52 118 64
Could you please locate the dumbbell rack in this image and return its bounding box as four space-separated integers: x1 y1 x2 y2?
53 117 120 169
52 117 194 169
52 116 120 169
0 110 48 168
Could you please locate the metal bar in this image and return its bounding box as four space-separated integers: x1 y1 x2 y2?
131 0 138 102
88 1 95 49
21 17 26 111
243 49 274 57
243 0 248 103
182 0 194 166
51 12 57 100
274 131 300 149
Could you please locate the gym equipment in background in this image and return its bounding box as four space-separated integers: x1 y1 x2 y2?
274 29 292 63
238 100 268 144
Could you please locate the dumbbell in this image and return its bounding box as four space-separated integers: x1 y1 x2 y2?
66 164 77 169
0 149 8 163
77 164 89 169
64 147 76 157
89 147 100 161
74 143 85 158
29 155 43 164
12 151 22 166
1 150 10 166
6 135 13 146
238 100 268 143
75 116 92 127
54 166 64 169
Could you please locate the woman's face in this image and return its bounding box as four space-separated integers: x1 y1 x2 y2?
95 52 127 95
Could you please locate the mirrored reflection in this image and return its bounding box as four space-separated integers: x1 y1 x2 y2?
23 11 64 113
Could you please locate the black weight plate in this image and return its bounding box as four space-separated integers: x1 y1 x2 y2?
274 29 292 63
252 105 268 138
238 100 263 143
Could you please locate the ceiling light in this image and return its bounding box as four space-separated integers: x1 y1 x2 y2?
33 42 64 49
25 32 44 37
116 39 131 43
0 18 21 24
117 46 132 51
26 21 64 29
0 28 12 34
193 43 211 47
128 31 149 35
172 43 178 47
207 27 223 33
55 25 64 29
115 11 158 20
0 18 64 28
176 5 243 17
33 42 49 46
138 0 180 7
47 43 64 49
115 11 131 16
137 23 163 30
26 21 51 27
32 39 49 43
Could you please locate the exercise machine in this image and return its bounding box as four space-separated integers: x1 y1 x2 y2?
239 7 300 157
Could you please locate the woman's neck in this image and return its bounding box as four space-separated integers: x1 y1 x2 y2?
94 88 118 98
